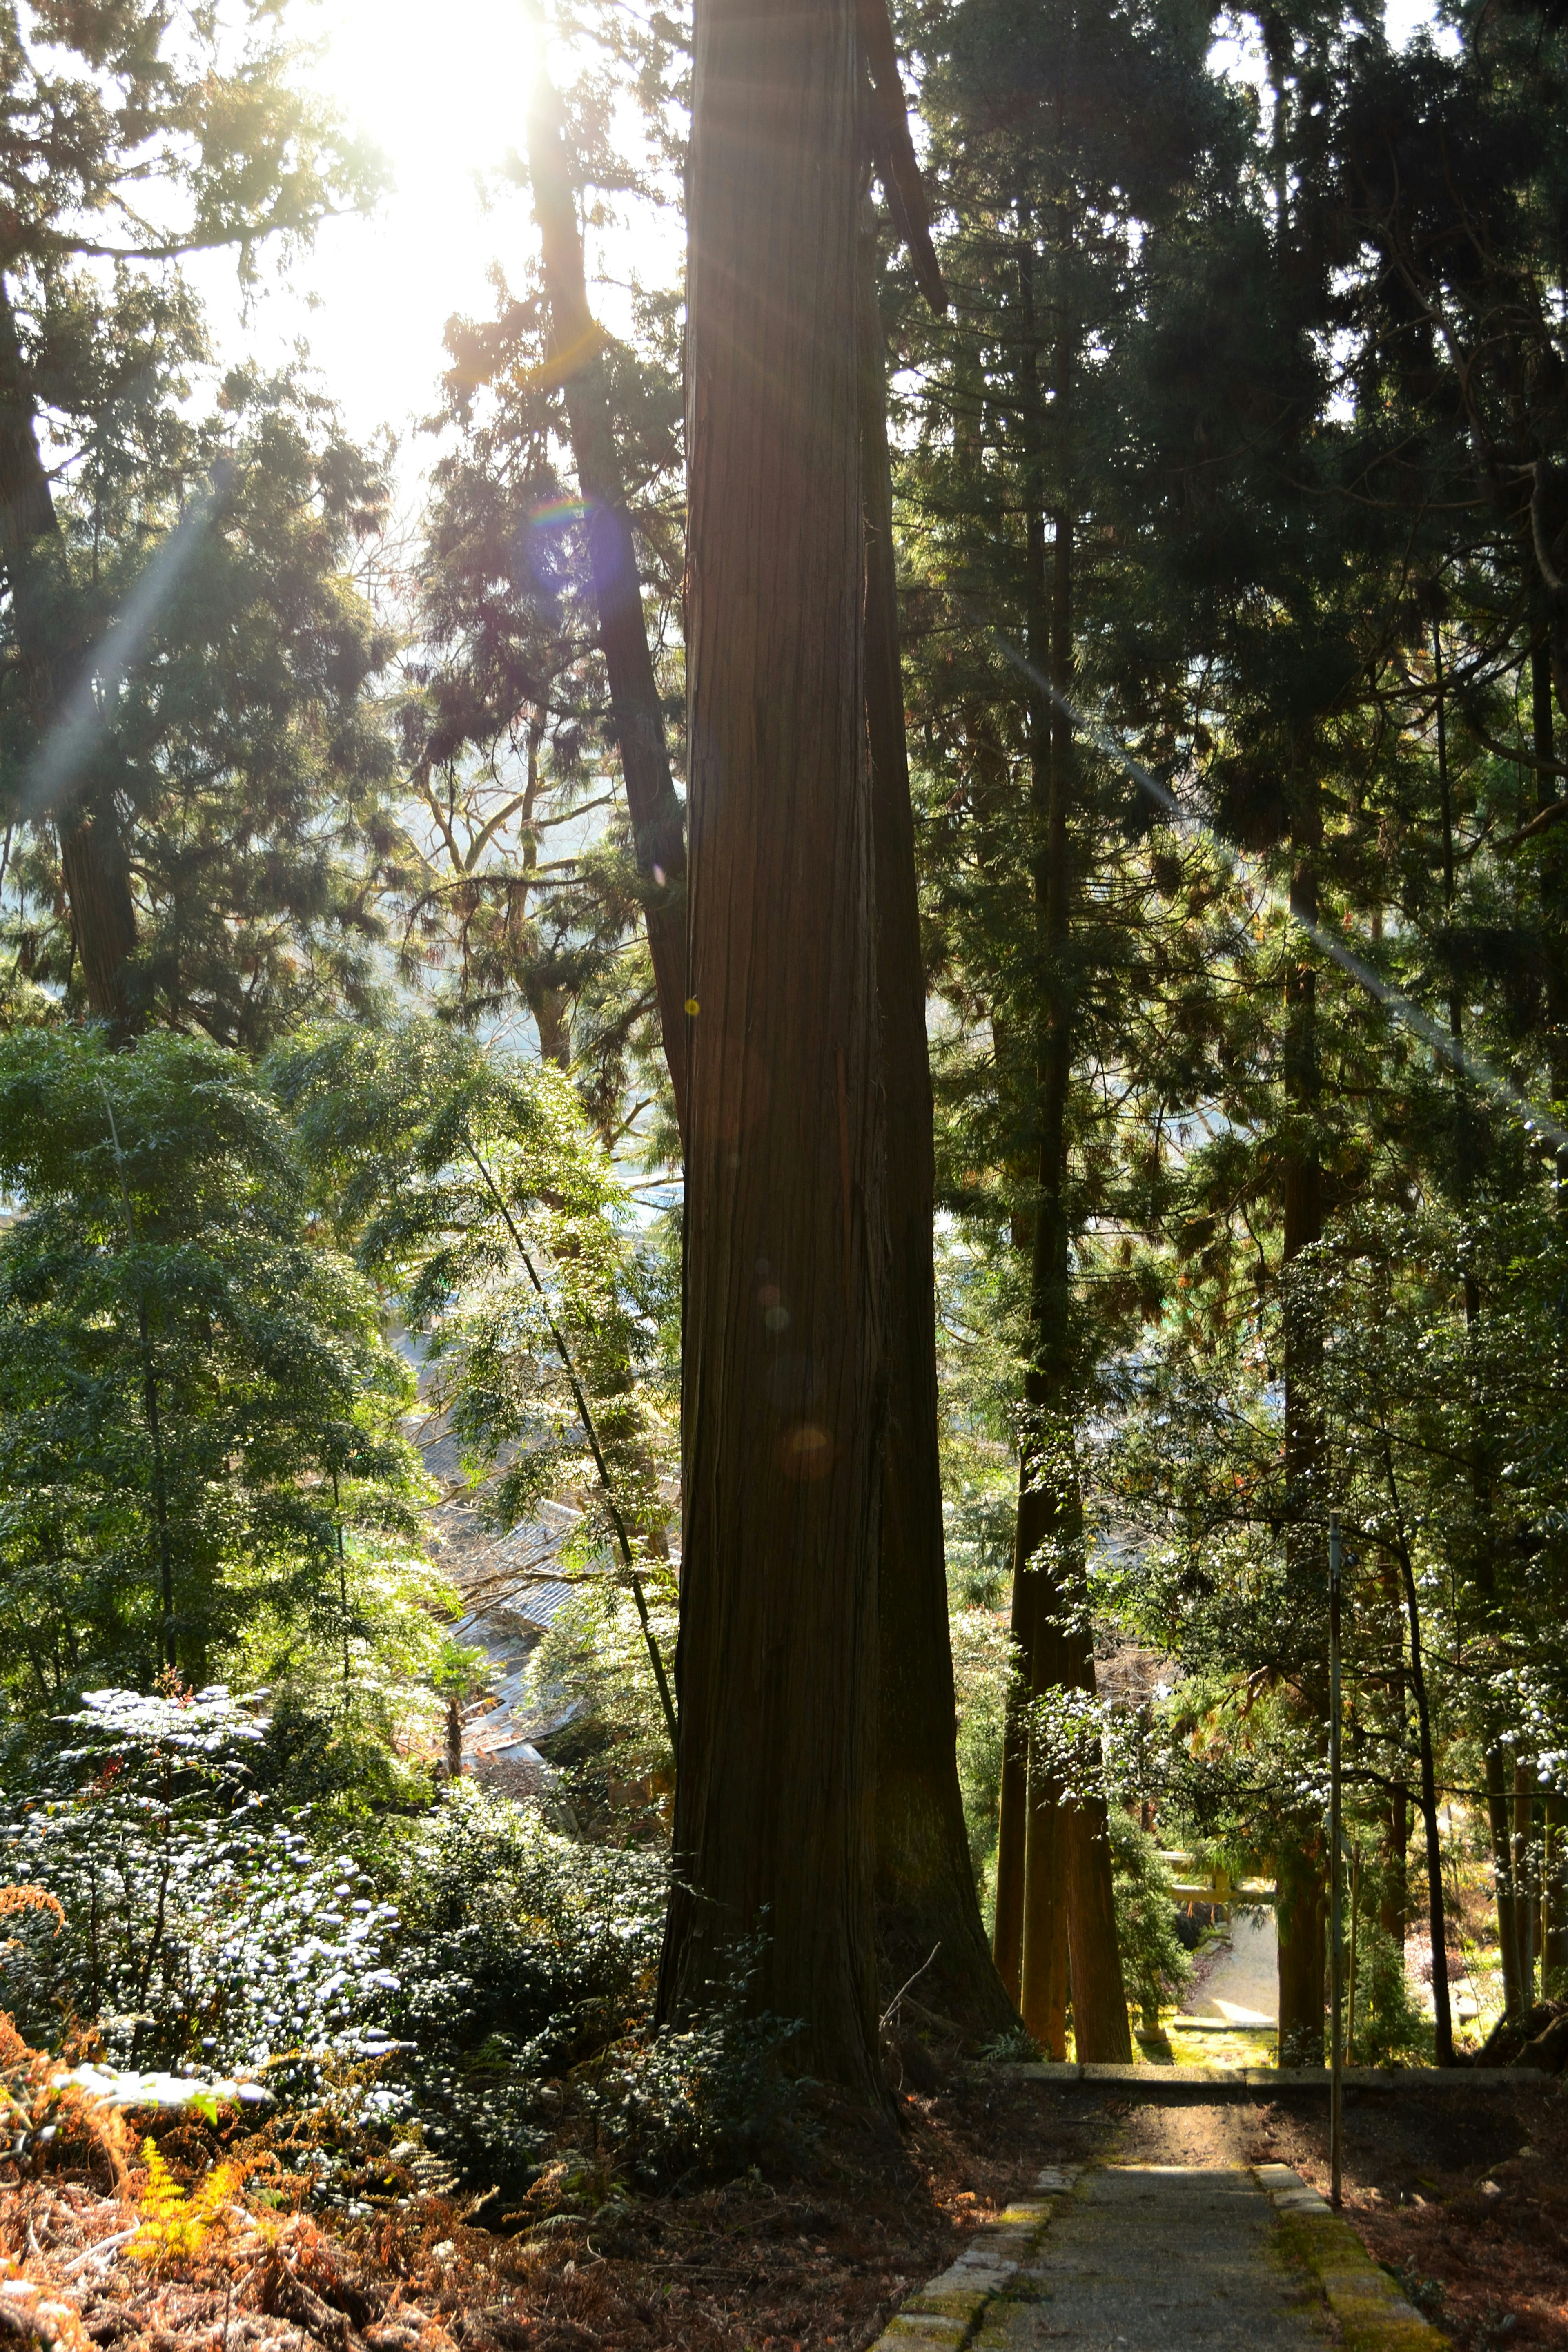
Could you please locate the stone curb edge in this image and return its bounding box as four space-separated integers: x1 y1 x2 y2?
1001 2060 1555 2093
1255 2162 1447 2351
865 2166 1080 2352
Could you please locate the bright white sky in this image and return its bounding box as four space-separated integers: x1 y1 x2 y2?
188 0 1443 486
189 0 679 482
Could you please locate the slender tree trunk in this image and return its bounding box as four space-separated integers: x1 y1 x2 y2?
1486 1744 1526 2022
1532 639 1568 1194
59 806 138 1023
1534 638 1557 824
1000 1514 1069 2055
0 272 138 1026
1275 1845 1326 2065
656 0 887 2098
1276 818 1328 2066
1396 1538 1454 2064
1020 1726 1069 2058
858 220 1016 2037
1544 1789 1568 1996
1041 488 1126 2064
1380 1561 1409 1947
992 1554 1033 2007
525 72 689 1139
1513 1757 1537 2008
1382 1786 1410 1948
527 978 572 1073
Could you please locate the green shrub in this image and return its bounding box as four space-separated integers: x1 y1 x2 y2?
950 1608 1009 1912
0 1689 403 2091
1109 1811 1193 2024
372 1780 665 2189
567 1932 804 2191
1351 1918 1432 2066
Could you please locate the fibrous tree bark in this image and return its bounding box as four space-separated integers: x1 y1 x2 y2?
858 201 1018 2041
1016 1561 1069 2057
0 275 138 1026
524 69 690 1139
1388 1520 1453 2065
656 0 888 2098
1513 1759 1538 2004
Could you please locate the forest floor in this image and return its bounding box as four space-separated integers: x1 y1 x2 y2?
1237 2075 1568 2351
3 2065 1562 2352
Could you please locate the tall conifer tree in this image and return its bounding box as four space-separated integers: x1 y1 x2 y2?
656 0 888 2093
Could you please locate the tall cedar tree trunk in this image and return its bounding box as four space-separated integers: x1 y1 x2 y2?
1262 40 1327 2064
1438 646 1521 2042
532 18 1003 2035
991 259 1129 2060
993 1542 1031 2011
858 218 1017 2037
0 274 138 1024
989 241 1051 2016
525 76 690 1139
1042 492 1127 2063
1535 641 1568 1154
1018 1561 1069 2056
1276 830 1327 2065
656 0 888 2097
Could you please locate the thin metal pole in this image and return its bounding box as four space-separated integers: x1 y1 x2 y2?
1347 1838 1362 2066
1329 1511 1343 2209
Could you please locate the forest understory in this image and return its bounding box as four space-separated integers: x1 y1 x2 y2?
0 2059 1090 2352
3 0 1568 2336
6 2061 1564 2352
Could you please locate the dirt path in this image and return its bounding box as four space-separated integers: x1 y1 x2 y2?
1186 1906 1278 2025
1109 2096 1256 2168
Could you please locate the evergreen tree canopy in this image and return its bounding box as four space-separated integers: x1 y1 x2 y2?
0 1027 423 1703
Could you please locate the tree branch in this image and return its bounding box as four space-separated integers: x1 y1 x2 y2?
859 0 947 315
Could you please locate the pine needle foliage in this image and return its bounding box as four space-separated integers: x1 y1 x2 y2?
0 1028 427 1700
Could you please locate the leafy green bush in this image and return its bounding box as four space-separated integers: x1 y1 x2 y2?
370 1788 816 2195
3 1696 805 2199
567 1933 804 2191
1109 1811 1193 2025
1351 1919 1432 2067
0 1690 403 2091
371 1780 665 2189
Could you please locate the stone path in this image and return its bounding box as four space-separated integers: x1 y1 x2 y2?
875 2098 1444 2352
986 2164 1327 2351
